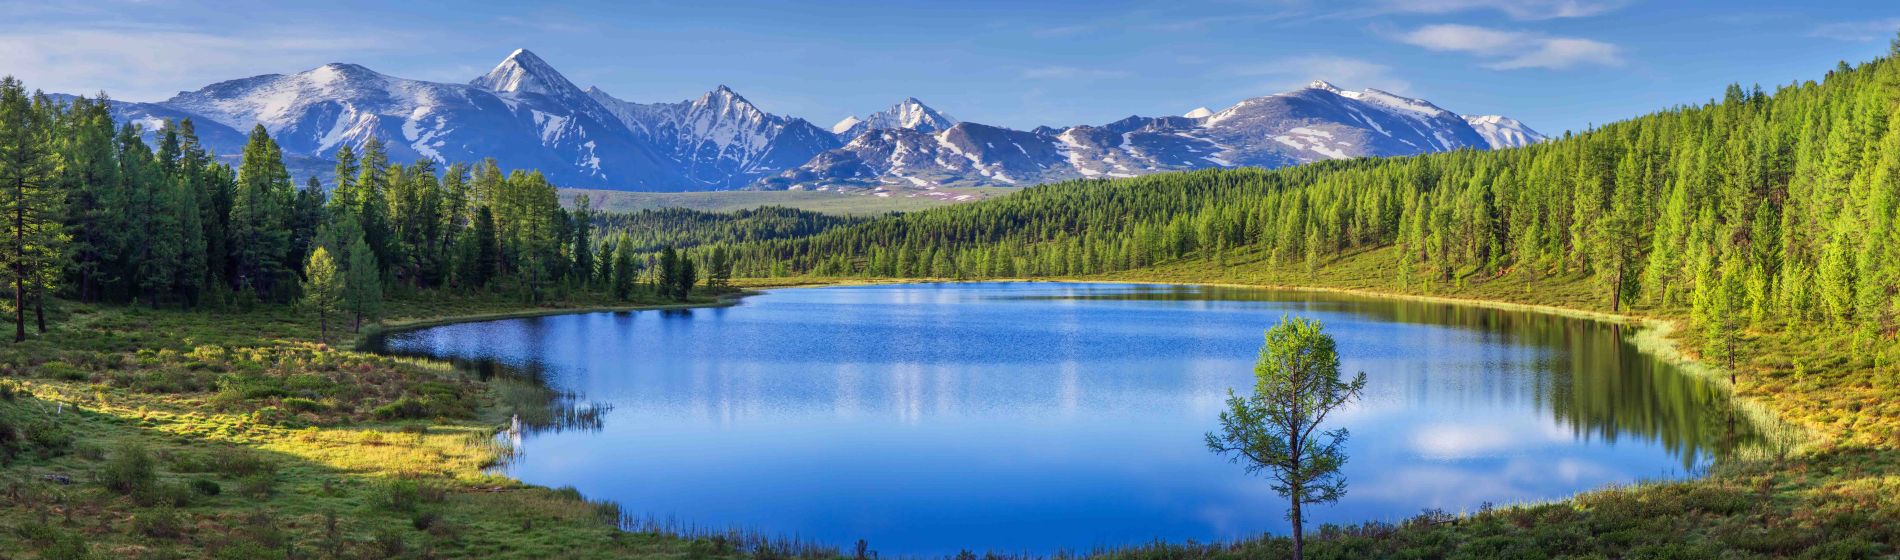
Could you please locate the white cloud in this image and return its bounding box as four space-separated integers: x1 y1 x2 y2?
1397 24 1623 70
1019 66 1132 80
1226 55 1413 94
1809 18 1900 42
1365 0 1625 20
0 24 402 101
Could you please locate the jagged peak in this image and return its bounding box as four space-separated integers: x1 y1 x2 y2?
1306 80 1342 93
1183 107 1214 118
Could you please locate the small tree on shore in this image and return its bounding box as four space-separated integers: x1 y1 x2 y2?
302 247 342 340
1207 316 1367 560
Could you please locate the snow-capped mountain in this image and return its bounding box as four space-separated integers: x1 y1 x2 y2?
153 50 681 188
588 85 839 188
831 98 959 139
62 49 1544 193
762 80 1546 190
1463 114 1549 149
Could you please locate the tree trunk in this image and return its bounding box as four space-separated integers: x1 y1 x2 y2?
34 291 45 334
13 182 24 344
1291 498 1305 560
1610 266 1623 312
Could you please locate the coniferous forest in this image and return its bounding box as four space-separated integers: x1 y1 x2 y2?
2 37 1900 560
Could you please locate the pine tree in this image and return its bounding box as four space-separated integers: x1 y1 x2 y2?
572 194 595 287
56 95 119 303
302 246 342 340
230 125 293 299
345 233 381 332
473 206 499 289
610 234 635 301
0 78 62 341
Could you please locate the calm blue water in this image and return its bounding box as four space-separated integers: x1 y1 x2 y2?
372 282 1756 557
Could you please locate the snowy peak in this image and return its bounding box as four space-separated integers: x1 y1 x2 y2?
1306 80 1342 94
471 48 584 99
693 85 764 118
883 97 957 130
830 116 863 134
834 97 959 138
1183 107 1214 119
1463 114 1547 149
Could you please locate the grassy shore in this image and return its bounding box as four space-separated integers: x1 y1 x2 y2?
0 289 807 560
1075 246 1897 559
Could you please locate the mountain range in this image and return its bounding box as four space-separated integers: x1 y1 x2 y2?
76 49 1546 192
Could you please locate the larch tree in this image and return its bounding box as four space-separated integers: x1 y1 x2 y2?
1207 316 1367 560
0 78 62 342
302 246 342 340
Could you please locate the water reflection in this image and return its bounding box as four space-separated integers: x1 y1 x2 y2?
370 282 1764 557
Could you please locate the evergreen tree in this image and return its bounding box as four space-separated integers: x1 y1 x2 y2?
0 78 62 341
344 233 381 332
229 125 293 299
610 234 635 301
302 246 342 340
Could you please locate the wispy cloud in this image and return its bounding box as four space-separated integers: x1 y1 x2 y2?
1225 55 1412 94
1019 66 1133 80
1396 24 1622 70
1029 23 1097 38
1809 18 1900 42
1356 0 1625 20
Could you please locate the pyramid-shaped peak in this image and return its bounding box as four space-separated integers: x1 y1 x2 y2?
472 48 581 97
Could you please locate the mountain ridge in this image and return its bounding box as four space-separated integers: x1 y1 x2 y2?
68 49 1547 192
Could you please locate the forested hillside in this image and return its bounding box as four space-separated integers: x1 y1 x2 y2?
714 48 1900 360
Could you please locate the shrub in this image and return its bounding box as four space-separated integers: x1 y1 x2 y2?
281 397 325 413
374 479 446 512
236 472 275 499
371 395 429 420
190 478 222 496
136 506 185 539
41 361 88 381
101 443 157 497
214 451 275 479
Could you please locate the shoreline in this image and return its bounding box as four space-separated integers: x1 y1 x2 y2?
366 277 1811 541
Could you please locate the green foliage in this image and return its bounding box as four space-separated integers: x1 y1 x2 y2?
302 246 343 338
1208 316 1367 559
101 442 157 497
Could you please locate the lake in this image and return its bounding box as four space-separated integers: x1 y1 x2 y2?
368 282 1762 557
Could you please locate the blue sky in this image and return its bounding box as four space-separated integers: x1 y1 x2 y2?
1 0 1895 134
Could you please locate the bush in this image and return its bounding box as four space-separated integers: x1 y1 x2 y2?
214 451 275 479
101 443 157 497
236 472 275 499
371 395 429 420
190 478 222 496
41 361 89 381
374 479 446 512
281 397 326 413
136 506 185 538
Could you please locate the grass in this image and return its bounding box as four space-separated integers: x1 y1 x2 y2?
560 186 1015 216
0 288 828 559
